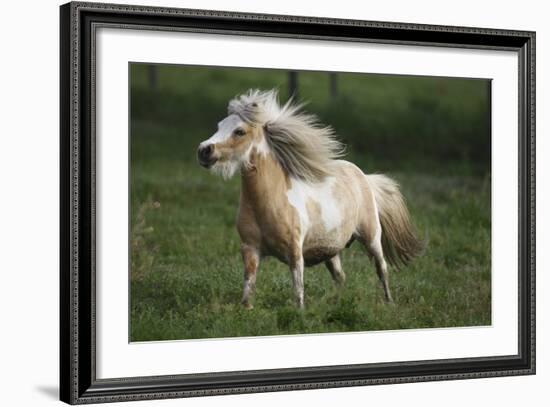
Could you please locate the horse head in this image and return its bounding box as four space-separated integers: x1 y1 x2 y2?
197 93 271 179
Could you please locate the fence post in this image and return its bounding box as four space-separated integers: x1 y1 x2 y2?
148 65 158 91
288 71 298 99
329 73 338 98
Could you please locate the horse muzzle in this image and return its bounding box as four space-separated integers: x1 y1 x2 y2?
197 144 218 168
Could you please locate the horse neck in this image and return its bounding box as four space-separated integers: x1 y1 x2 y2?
240 151 289 212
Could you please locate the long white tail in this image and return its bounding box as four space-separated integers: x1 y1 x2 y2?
367 174 424 268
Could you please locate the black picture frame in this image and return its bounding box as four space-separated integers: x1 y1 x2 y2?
60 1 536 404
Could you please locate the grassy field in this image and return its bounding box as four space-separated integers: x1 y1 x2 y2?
129 64 491 342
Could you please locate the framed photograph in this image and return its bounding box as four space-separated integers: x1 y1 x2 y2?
60 1 535 404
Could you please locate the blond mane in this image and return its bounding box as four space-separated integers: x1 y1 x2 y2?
228 89 345 183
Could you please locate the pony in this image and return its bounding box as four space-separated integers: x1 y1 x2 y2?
197 89 423 308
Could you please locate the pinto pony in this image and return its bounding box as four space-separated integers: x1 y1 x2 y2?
197 89 423 308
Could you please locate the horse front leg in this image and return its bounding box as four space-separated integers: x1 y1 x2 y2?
289 249 305 309
240 244 260 309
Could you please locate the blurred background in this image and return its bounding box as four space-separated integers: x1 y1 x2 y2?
131 64 491 174
130 63 491 341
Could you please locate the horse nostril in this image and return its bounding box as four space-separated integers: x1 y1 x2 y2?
198 144 213 161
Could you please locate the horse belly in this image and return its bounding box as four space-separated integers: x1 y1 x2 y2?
286 170 362 266
302 225 352 266
302 244 343 266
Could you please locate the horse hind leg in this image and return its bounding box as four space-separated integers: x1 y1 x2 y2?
358 222 394 303
368 236 394 303
325 254 345 286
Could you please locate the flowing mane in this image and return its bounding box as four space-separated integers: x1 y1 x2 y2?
228 89 345 183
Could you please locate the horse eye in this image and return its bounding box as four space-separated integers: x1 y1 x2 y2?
233 128 246 137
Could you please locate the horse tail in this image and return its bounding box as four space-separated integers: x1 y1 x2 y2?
367 174 424 269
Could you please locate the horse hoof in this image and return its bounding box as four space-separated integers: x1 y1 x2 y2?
242 303 254 310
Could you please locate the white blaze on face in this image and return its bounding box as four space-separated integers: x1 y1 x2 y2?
198 114 247 179
286 177 342 241
198 114 243 150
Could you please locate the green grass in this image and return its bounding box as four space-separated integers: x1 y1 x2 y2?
129 64 491 341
